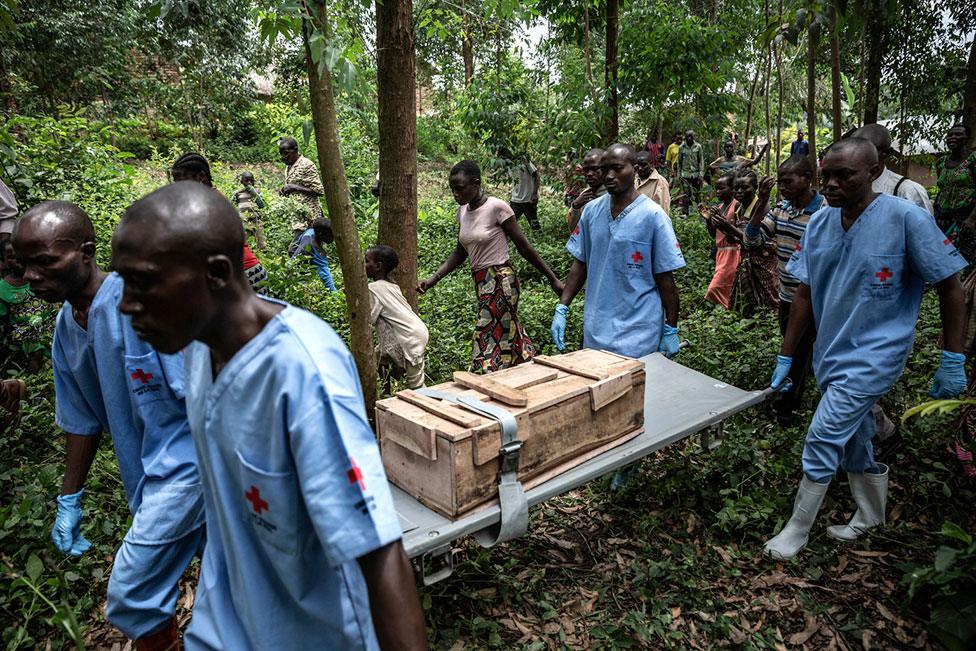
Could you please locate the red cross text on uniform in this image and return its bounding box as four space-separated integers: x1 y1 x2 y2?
130 369 154 384
347 457 366 490
245 485 269 514
875 267 893 283
945 238 953 245
631 251 644 263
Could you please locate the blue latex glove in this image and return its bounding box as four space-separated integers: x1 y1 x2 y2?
52 490 92 557
770 355 793 392
658 324 680 358
551 304 569 352
929 350 967 398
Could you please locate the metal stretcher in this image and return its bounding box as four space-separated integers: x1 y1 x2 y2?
393 352 772 584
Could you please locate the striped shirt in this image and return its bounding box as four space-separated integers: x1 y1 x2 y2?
743 191 824 302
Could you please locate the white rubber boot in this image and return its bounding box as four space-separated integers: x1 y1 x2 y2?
763 476 830 560
827 464 888 541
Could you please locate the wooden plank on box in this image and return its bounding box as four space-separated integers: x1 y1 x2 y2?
377 408 437 461
589 372 633 411
453 371 528 406
397 390 482 428
500 364 560 390
533 354 609 380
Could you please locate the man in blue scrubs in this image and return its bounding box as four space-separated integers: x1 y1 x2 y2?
112 182 426 650
764 138 967 560
13 202 203 650
551 143 685 489
551 142 685 359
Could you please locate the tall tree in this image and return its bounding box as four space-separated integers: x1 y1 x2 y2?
807 23 819 184
965 35 976 147
302 0 378 414
376 0 419 311
604 0 619 141
829 2 843 141
861 0 885 124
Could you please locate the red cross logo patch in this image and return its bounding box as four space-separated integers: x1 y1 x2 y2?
130 369 154 384
944 237 954 245
347 457 366 490
245 485 269 514
572 225 580 236
795 244 802 252
875 267 893 283
631 251 644 263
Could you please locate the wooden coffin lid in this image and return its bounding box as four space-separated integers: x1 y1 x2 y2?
375 349 644 462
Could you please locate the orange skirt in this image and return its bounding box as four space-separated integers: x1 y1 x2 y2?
706 246 740 310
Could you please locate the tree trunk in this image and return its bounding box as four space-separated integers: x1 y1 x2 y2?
862 1 884 124
764 42 772 176
830 3 843 141
807 25 819 185
461 1 474 88
377 0 419 312
775 3 784 170
462 33 474 87
604 0 620 141
303 1 377 416
0 50 17 117
583 2 595 103
963 34 976 148
743 63 763 151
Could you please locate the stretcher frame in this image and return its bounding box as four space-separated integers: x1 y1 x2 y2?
393 352 771 584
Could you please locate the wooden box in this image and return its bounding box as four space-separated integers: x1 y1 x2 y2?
376 349 645 520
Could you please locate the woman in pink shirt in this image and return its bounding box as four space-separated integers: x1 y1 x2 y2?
419 160 564 371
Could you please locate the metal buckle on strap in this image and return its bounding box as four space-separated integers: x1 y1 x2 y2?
499 440 522 475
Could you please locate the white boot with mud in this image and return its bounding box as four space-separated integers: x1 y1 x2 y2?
763 476 830 560
827 464 888 541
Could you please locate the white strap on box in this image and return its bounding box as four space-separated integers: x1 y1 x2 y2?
417 388 529 546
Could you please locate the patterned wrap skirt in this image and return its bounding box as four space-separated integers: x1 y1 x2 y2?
732 244 780 313
245 262 269 296
471 264 535 372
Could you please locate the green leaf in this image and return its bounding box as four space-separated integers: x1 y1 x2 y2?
941 522 973 546
933 547 958 572
26 553 43 582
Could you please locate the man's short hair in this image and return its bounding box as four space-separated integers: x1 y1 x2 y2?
367 244 399 274
778 154 814 177
279 137 299 151
450 160 481 181
635 150 650 161
20 200 95 244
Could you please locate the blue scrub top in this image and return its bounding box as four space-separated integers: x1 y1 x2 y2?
787 194 966 395
292 228 337 291
182 301 401 651
567 193 686 358
52 273 197 513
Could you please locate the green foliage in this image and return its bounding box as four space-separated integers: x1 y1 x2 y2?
901 522 976 650
0 115 138 265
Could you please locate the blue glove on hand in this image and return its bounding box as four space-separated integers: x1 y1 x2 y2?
770 355 793 392
52 490 92 557
658 324 680 358
929 350 967 398
551 304 569 352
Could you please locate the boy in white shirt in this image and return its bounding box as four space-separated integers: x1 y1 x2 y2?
365 245 429 389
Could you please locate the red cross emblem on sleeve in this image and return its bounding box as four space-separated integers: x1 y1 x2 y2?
130 369 154 384
245 485 269 514
631 251 644 263
944 237 954 245
347 457 366 490
875 267 893 283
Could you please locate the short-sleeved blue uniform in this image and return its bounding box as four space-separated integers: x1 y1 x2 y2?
567 193 685 358
52 273 204 638
786 194 965 481
182 301 402 650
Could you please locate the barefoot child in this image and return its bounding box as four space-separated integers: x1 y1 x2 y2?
291 218 337 291
366 245 429 389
